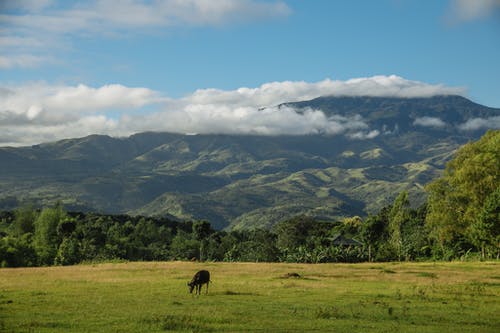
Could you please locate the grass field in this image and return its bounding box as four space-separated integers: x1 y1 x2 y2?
1 261 499 332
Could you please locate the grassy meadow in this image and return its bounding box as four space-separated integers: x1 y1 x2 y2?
1 261 499 332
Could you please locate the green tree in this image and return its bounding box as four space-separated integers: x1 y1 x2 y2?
469 187 500 259
274 216 316 251
13 204 37 236
341 216 363 235
33 204 66 265
426 130 500 258
202 231 227 261
235 229 279 262
57 217 77 237
0 234 36 267
54 237 81 265
360 210 388 262
169 230 199 260
388 191 410 260
192 221 214 261
400 205 430 260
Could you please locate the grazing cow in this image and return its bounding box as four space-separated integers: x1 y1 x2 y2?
188 270 210 295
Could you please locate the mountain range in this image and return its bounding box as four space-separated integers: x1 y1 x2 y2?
1 95 498 229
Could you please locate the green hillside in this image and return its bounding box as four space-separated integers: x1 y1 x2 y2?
0 96 497 229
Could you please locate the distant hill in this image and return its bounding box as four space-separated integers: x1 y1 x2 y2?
1 95 498 229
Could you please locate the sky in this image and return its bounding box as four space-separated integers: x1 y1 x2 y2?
1 0 499 146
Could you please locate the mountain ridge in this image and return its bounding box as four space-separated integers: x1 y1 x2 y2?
1 95 498 229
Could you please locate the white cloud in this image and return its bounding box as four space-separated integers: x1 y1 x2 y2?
1 0 291 68
413 116 447 128
125 106 372 137
0 115 119 147
2 0 291 34
348 130 380 140
458 116 500 131
0 36 46 48
0 82 165 126
43 84 165 111
0 76 466 146
447 0 500 23
0 55 51 69
184 75 465 107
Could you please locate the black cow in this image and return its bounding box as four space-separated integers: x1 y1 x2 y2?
188 270 210 295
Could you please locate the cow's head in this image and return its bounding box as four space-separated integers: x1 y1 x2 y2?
187 281 195 293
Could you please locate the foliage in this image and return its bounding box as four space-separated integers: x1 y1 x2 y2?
473 187 500 258
33 204 66 265
388 191 410 260
54 236 80 266
0 233 36 267
273 216 319 250
1 131 498 266
360 208 389 261
342 216 363 234
13 204 37 235
426 130 499 258
169 230 200 261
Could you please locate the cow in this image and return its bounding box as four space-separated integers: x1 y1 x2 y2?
188 270 210 295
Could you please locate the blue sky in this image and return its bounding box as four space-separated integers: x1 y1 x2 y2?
1 0 499 146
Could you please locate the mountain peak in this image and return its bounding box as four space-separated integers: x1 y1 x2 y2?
284 94 499 134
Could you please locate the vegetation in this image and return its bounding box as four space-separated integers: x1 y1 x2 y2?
1 261 499 332
0 128 498 332
0 198 488 267
426 130 499 259
1 130 499 267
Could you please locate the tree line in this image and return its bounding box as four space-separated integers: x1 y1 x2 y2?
0 202 426 267
0 130 498 267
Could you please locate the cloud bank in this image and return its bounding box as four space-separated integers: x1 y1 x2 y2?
0 75 480 146
458 116 500 131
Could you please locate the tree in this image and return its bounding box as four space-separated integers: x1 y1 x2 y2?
192 221 214 261
274 216 317 251
13 204 37 235
33 204 66 265
169 230 199 260
54 237 80 266
233 229 279 262
400 204 430 260
202 231 228 261
469 187 500 259
426 130 500 257
360 212 388 262
57 217 76 237
0 234 36 267
388 191 410 260
341 216 363 235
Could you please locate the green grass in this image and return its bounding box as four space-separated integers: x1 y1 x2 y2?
1 261 499 332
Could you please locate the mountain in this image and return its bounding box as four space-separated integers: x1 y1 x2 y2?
0 95 498 229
